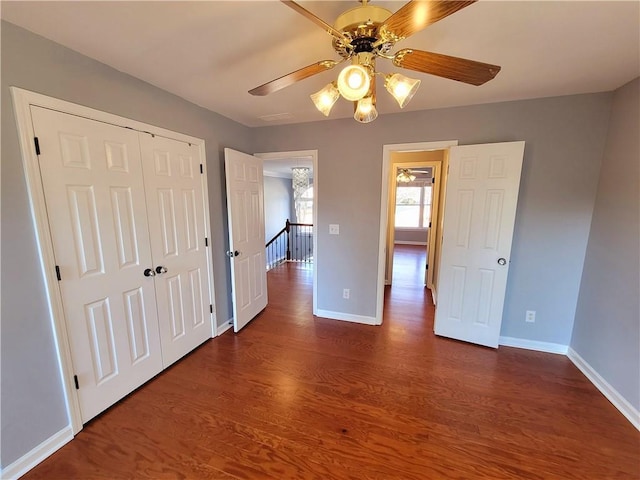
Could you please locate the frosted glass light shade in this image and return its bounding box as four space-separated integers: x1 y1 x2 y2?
396 169 416 183
310 82 340 116
385 73 421 108
337 64 371 101
354 96 378 123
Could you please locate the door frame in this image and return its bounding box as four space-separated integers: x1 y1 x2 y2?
11 87 216 435
386 160 441 288
255 150 319 315
376 141 458 323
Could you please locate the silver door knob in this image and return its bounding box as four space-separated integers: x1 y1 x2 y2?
497 258 507 266
155 266 168 274
143 268 156 277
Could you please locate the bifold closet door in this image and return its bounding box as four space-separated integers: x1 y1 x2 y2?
31 106 163 423
139 133 212 367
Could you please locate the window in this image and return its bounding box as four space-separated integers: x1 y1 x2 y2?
395 182 432 229
296 185 313 224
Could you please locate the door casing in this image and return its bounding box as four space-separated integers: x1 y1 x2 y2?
255 150 319 316
377 141 458 323
11 87 216 435
386 158 442 289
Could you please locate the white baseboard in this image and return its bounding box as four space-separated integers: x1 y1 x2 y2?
567 348 640 430
1 425 73 479
394 241 428 246
216 318 233 336
498 336 568 355
315 309 380 326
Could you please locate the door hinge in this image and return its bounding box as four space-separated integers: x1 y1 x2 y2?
200 164 203 174
205 237 208 247
429 221 432 228
34 137 41 155
55 265 62 281
432 177 435 184
73 375 79 390
210 304 213 314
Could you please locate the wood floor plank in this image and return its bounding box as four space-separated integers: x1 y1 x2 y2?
22 246 639 479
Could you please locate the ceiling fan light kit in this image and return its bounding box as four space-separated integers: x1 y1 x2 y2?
252 0 501 124
310 81 340 116
397 168 417 183
337 61 371 101
385 73 421 108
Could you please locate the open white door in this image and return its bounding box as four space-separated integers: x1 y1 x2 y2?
224 148 268 332
434 141 525 348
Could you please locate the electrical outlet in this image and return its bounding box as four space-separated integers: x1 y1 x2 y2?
329 224 340 235
525 310 536 323
343 288 350 299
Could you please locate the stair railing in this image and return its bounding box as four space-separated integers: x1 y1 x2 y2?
265 219 313 270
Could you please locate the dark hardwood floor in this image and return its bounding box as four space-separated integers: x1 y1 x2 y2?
23 245 639 479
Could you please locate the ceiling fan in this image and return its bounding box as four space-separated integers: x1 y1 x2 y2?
249 0 501 123
397 167 431 183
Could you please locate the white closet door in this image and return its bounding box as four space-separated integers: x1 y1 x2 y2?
31 106 163 423
139 133 212 367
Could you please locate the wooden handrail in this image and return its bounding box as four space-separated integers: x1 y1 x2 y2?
266 224 288 248
265 219 314 270
265 219 313 248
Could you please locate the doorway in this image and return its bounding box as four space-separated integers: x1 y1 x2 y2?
256 150 318 315
386 156 442 290
375 141 458 323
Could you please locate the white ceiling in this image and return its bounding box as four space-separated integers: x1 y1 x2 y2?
2 1 639 127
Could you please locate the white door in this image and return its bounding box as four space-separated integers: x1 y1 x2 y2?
140 133 213 367
434 141 525 348
224 148 268 332
31 106 163 422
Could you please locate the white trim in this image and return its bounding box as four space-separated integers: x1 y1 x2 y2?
10 87 215 437
394 241 428 246
315 309 380 326
255 150 319 316
377 141 459 325
498 336 568 354
11 87 84 434
1 426 73 479
567 348 640 430
198 142 217 340
216 318 234 336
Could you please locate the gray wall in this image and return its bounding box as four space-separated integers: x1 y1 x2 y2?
264 176 294 242
571 78 640 410
252 92 612 334
1 22 251 468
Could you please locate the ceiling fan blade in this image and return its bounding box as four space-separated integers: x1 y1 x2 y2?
393 49 501 86
280 1 351 45
379 0 476 43
249 60 339 96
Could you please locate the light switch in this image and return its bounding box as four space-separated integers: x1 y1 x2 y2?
329 224 340 235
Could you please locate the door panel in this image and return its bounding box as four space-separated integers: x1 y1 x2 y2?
31 106 163 423
434 142 525 348
224 148 268 333
140 134 212 367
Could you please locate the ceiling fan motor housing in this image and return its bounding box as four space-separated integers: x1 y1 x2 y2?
332 4 394 57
